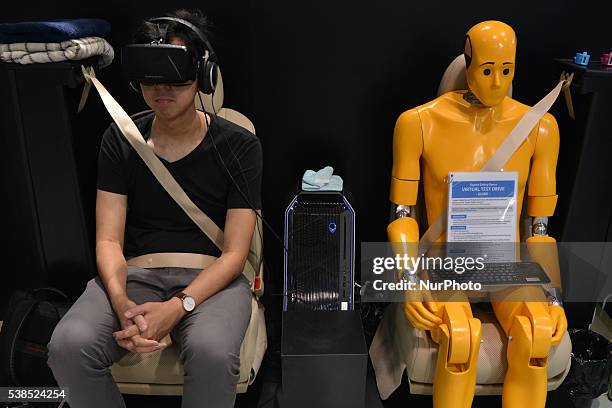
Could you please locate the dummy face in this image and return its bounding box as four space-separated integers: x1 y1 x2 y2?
139 36 199 120
464 21 516 107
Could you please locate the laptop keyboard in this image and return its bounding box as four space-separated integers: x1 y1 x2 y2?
426 262 550 285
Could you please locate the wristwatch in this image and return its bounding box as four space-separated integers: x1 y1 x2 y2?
174 292 196 313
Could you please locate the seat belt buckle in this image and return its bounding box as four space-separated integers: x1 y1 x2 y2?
254 276 262 291
252 275 264 297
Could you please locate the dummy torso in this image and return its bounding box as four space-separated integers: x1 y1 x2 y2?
393 91 559 240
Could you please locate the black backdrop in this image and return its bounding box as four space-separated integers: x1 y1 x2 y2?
1 3 610 404
3 1 609 314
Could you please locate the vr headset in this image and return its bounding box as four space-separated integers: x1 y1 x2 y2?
121 16 218 94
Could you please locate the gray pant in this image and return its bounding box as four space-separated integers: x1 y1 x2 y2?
47 266 252 408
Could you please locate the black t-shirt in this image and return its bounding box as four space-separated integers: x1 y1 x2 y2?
97 112 262 258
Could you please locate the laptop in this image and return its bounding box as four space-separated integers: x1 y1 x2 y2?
425 260 551 289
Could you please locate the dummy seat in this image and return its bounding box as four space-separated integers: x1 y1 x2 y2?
373 285 572 398
109 69 267 395
375 303 571 397
370 55 571 399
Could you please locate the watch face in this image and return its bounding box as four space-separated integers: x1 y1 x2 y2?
183 296 196 312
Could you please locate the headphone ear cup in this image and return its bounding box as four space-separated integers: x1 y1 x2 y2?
208 61 218 93
197 58 218 95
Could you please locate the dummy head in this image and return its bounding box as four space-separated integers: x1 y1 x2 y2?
464 21 516 107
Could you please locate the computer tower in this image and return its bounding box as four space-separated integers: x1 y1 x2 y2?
283 191 355 311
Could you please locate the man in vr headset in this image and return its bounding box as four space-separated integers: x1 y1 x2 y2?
47 9 262 408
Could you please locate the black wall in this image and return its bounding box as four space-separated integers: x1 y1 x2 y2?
3 1 610 296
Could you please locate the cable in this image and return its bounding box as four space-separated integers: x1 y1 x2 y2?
196 90 287 254
193 39 289 297
209 94 268 273
209 90 263 249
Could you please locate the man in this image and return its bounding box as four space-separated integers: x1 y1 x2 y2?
48 9 262 408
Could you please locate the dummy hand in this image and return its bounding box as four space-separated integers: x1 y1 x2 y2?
111 295 166 353
403 290 442 331
122 299 186 344
549 305 568 345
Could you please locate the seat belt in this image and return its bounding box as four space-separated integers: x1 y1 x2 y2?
419 73 573 252
80 66 260 289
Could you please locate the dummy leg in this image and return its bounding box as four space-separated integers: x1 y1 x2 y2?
493 300 553 408
430 302 481 408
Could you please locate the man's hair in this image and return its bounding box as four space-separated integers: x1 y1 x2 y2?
133 9 211 59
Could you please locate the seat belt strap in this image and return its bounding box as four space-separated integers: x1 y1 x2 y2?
126 253 217 269
480 78 567 172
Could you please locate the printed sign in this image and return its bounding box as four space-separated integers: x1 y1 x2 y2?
447 171 518 261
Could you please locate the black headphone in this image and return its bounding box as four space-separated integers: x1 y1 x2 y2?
148 16 219 94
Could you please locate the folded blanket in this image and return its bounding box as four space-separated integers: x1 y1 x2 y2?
303 166 334 187
0 19 111 43
0 37 114 67
302 166 344 191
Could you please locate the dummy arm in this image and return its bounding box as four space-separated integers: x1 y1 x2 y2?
389 110 423 208
525 113 566 345
388 110 442 329
388 109 423 246
526 113 561 287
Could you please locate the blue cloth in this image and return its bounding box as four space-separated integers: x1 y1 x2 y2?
0 19 111 43
302 166 343 191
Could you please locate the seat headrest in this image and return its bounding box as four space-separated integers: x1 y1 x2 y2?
195 66 225 112
437 54 512 98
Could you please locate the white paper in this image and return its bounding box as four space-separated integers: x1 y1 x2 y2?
447 171 518 262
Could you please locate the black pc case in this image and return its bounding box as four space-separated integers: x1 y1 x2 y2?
283 191 355 311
